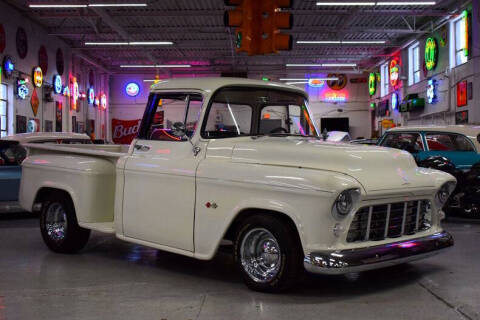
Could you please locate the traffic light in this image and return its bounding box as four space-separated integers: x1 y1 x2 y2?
224 0 292 55
260 0 293 54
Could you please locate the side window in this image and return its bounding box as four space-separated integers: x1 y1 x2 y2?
145 94 203 141
259 105 305 135
381 133 424 152
204 103 252 138
426 133 474 152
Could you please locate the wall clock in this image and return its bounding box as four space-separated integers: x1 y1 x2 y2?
16 27 28 59
56 48 64 75
38 45 48 74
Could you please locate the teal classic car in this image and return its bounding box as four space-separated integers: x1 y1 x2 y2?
378 126 480 170
0 133 92 213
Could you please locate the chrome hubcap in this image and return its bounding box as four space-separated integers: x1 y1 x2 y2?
45 203 67 242
240 228 281 283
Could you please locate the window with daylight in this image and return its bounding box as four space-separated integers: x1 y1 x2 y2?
0 84 7 138
380 62 389 97
408 43 420 85
450 13 468 68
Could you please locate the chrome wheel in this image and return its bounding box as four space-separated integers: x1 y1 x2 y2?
240 228 281 283
45 203 68 242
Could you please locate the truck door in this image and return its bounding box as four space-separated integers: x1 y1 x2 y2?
123 93 205 252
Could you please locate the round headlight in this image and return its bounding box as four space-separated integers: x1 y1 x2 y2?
334 189 360 217
436 181 456 206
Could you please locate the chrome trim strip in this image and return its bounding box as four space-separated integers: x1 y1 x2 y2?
364 206 373 241
401 202 408 236
415 201 421 232
305 231 453 275
384 204 391 238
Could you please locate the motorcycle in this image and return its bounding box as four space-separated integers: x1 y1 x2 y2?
416 156 480 218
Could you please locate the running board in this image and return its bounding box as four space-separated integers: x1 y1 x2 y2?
78 222 115 234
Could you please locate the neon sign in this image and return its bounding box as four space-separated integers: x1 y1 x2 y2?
2 56 14 78
71 77 79 111
462 10 469 57
425 37 438 71
88 87 95 105
368 72 376 96
426 79 437 104
125 82 140 97
32 66 43 87
324 92 346 102
94 97 100 107
100 93 107 110
62 86 70 97
308 79 325 88
53 75 62 94
389 59 399 87
16 78 29 99
391 92 398 110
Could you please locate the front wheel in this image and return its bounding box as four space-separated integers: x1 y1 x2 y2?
40 193 90 253
234 215 303 293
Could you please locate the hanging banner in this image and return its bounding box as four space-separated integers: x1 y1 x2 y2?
112 118 142 144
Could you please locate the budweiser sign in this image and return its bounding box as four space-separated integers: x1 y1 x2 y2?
112 118 141 144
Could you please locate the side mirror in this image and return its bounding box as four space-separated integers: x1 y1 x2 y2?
172 122 186 138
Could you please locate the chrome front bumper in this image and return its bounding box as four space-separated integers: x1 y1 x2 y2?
304 231 453 275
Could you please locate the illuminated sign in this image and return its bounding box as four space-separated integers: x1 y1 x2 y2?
53 75 62 94
88 87 95 105
94 97 100 107
370 102 376 109
308 79 325 88
16 78 29 99
71 77 79 111
2 56 14 78
462 10 469 57
324 92 346 102
368 72 376 95
391 92 398 110
100 94 107 109
62 85 70 97
125 82 140 97
389 59 399 87
425 37 438 71
32 66 43 87
426 79 437 104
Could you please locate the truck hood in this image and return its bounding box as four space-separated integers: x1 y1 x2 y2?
230 136 435 192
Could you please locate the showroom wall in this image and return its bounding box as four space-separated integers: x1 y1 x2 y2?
0 1 109 138
110 73 371 140
369 2 479 136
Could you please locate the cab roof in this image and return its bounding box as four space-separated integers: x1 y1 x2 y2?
149 77 307 97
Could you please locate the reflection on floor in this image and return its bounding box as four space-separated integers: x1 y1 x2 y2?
0 214 479 320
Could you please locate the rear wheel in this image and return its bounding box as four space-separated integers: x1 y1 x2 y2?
40 192 90 253
234 215 303 293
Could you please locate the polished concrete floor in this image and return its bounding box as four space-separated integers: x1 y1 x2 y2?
0 214 479 320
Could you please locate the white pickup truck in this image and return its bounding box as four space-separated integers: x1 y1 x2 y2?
19 78 455 292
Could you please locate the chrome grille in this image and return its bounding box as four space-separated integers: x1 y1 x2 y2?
347 200 432 243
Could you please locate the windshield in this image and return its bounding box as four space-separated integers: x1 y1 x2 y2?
201 87 318 139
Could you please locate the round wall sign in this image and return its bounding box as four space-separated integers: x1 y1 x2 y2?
125 82 140 97
16 27 28 59
56 48 64 75
38 45 48 75
100 94 107 109
327 74 347 90
308 79 325 88
368 72 376 96
0 24 6 54
389 59 400 87
32 66 43 87
53 75 62 94
2 56 15 78
88 87 95 105
425 37 438 71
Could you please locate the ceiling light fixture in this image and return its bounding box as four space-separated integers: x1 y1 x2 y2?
286 63 357 67
120 65 191 68
29 3 147 8
315 1 435 5
85 41 173 46
297 40 386 44
279 77 339 81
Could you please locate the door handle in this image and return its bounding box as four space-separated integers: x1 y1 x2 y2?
134 144 151 152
